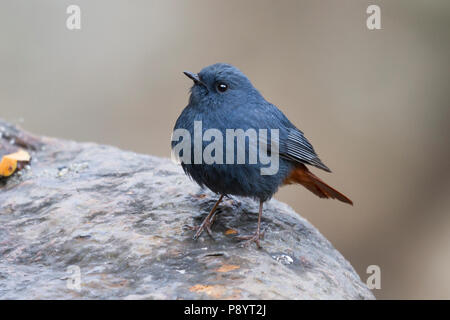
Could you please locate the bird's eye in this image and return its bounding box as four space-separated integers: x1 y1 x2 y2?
216 82 228 93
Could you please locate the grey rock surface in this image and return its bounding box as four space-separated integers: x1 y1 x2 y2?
0 119 374 299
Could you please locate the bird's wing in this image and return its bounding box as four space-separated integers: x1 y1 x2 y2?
281 127 331 172
239 101 331 172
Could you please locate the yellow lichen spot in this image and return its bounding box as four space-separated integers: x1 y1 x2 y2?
216 264 240 273
0 149 30 177
0 157 17 177
189 284 225 298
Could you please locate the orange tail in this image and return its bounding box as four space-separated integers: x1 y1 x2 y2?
283 164 353 205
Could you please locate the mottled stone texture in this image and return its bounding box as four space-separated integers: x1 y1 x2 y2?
0 119 374 300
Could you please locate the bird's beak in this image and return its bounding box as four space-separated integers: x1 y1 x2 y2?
183 71 206 87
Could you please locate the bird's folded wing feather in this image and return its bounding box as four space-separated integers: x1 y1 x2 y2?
281 128 331 172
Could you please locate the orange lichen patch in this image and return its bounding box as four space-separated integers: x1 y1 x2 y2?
0 149 30 177
224 229 238 235
190 193 207 199
0 157 17 177
189 284 225 298
215 264 240 273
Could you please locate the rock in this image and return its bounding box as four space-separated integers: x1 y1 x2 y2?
0 119 374 300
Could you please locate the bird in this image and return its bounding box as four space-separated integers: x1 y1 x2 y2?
172 63 352 248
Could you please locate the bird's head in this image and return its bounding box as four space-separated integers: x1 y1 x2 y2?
183 63 260 109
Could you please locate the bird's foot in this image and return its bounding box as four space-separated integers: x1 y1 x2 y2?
185 223 214 240
236 230 265 249
190 211 219 240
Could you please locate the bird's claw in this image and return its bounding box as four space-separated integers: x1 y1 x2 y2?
236 230 265 248
191 217 215 240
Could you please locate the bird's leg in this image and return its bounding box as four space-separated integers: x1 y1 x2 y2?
192 195 224 240
237 200 265 248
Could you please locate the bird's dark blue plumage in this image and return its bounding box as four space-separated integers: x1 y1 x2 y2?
172 63 328 201
172 63 351 247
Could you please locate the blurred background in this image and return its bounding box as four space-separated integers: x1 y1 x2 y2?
1 0 449 299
